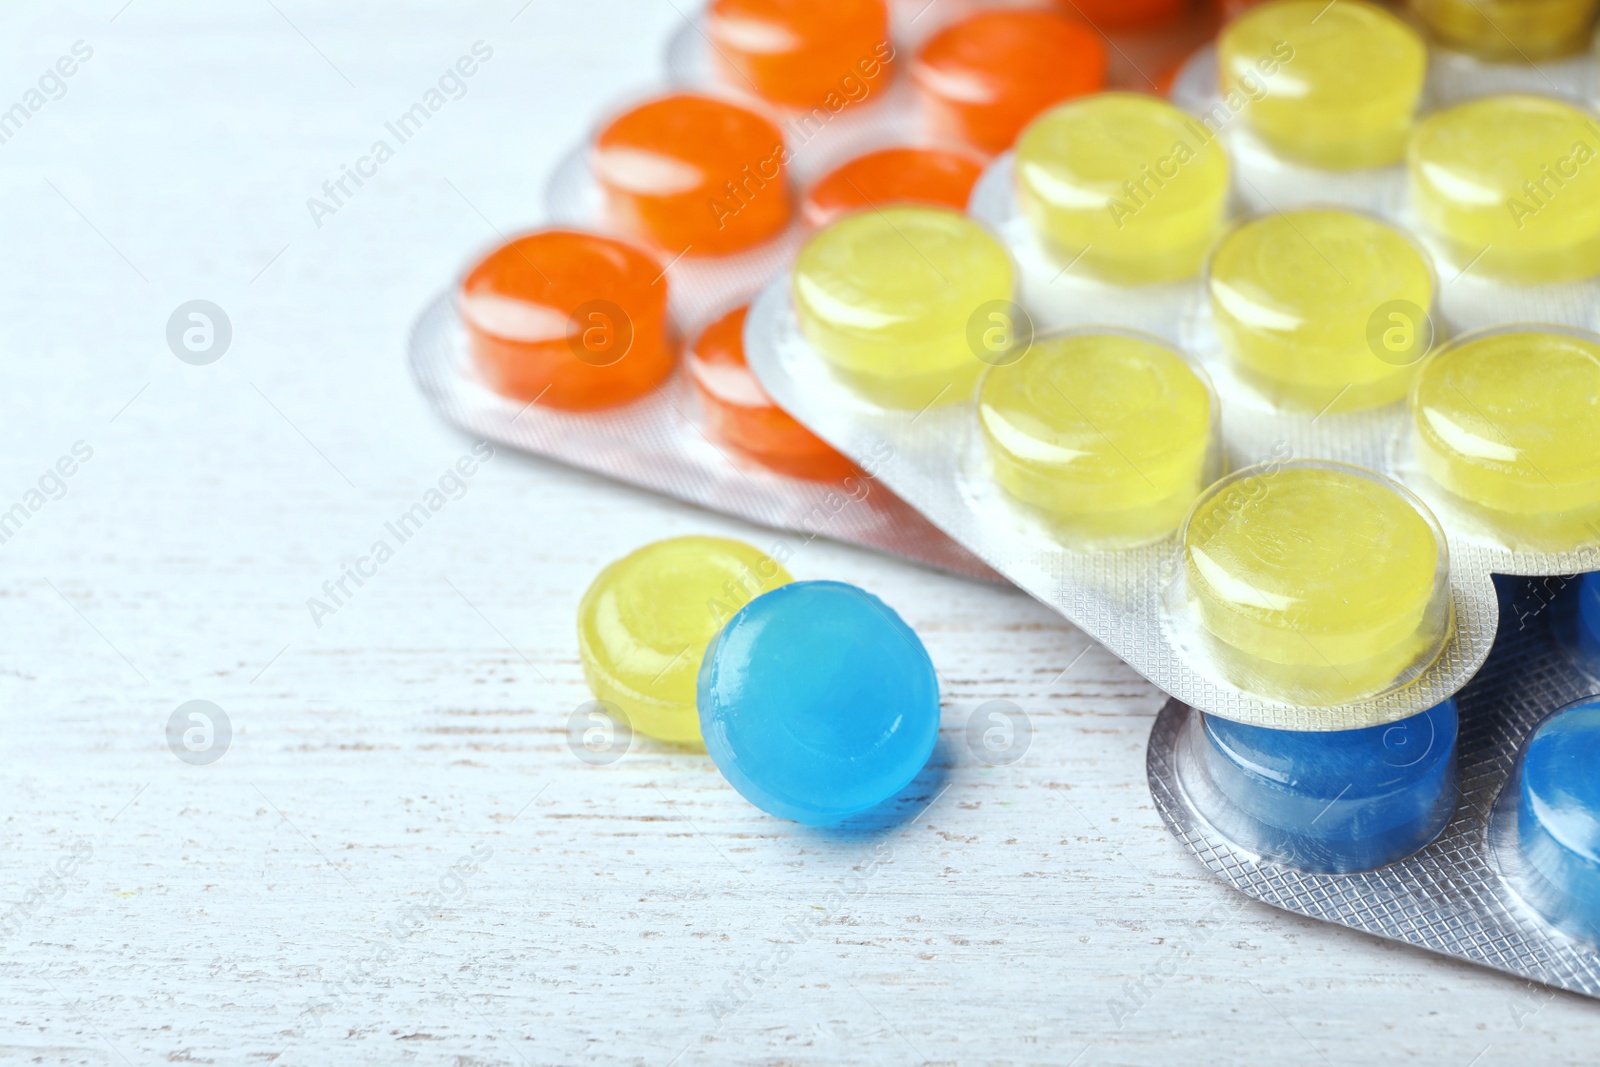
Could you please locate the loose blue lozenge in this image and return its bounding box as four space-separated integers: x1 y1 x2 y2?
698 580 940 825
1184 699 1459 873
1515 699 1600 945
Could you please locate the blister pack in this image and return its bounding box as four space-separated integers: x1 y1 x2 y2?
415 0 1227 579
743 1 1600 732
1148 573 1600 998
743 0 1600 987
410 14 1009 581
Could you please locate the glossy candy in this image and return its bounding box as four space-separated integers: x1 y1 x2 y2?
686 306 856 481
1411 328 1600 549
1183 464 1445 704
706 0 893 108
1207 209 1436 411
594 93 791 256
978 332 1215 546
911 10 1108 154
1514 699 1600 944
792 206 1014 409
698 580 940 825
1220 0 1426 169
1407 95 1600 283
1408 0 1600 60
1186 699 1459 872
1015 93 1230 284
578 537 792 745
802 146 985 229
461 230 672 409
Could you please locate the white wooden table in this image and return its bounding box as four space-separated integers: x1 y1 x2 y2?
2 2 1595 1063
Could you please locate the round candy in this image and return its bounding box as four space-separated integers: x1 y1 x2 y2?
686 305 856 481
802 146 985 229
1408 0 1600 60
1190 699 1459 872
1411 328 1600 548
698 580 940 824
594 93 791 256
1407 95 1600 283
1056 0 1186 29
706 0 893 108
792 206 1013 409
461 229 673 409
578 537 792 746
1220 0 1426 169
1515 699 1600 944
911 10 1108 155
978 332 1215 546
1184 463 1446 704
1015 93 1231 284
1207 209 1436 411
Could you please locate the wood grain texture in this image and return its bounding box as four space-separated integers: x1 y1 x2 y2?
0 2 1595 1064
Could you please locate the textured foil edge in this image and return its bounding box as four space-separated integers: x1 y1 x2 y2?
1147 597 1600 997
406 290 1007 584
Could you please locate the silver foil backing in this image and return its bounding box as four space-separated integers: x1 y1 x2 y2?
1148 581 1600 998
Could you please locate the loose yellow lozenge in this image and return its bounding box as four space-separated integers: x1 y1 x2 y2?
1219 0 1427 170
1411 329 1600 549
793 206 1013 408
1014 93 1230 284
577 536 792 746
1184 465 1445 704
1408 0 1600 61
979 333 1215 546
1408 95 1600 283
1207 210 1435 411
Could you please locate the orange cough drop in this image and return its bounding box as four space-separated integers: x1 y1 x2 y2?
912 11 1108 154
706 0 893 108
803 146 985 228
594 93 793 256
687 306 856 481
461 230 673 411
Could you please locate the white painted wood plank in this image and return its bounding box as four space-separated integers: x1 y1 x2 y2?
0 2 1594 1064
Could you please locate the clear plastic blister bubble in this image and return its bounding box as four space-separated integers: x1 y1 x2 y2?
1149 574 1600 999
746 208 1600 728
408 240 1005 584
1170 32 1600 336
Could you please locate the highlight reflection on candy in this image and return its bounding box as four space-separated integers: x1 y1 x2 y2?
461 229 672 410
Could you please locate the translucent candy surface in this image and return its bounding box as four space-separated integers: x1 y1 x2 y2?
706 0 892 108
1412 329 1600 547
594 93 791 256
1189 699 1459 872
1183 465 1444 703
1407 94 1600 282
698 581 940 825
1207 209 1435 411
911 10 1107 154
1015 93 1230 283
792 206 1013 408
1408 0 1600 60
460 229 672 409
802 147 985 229
978 332 1214 546
1516 699 1600 944
1220 0 1426 169
686 305 856 481
578 537 792 745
